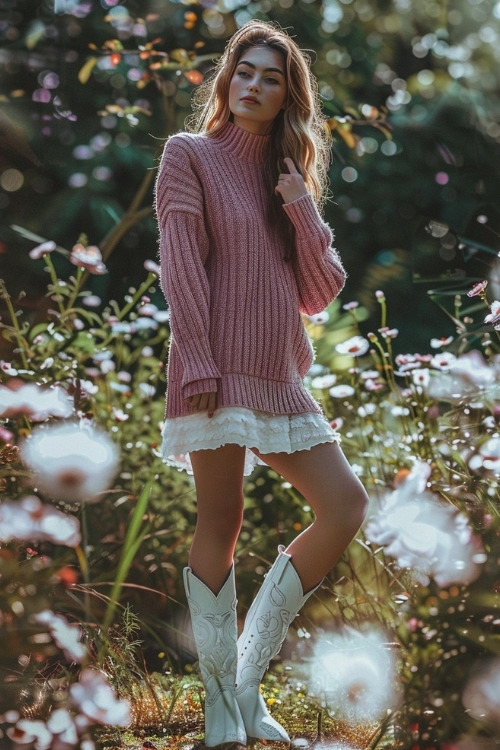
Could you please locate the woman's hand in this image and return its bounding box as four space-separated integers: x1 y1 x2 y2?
185 391 217 418
275 157 308 204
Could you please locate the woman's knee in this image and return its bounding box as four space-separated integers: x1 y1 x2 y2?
197 494 244 538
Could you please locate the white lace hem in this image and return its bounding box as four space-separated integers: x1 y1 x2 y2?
160 406 340 475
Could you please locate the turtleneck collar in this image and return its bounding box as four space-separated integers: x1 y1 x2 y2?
211 121 271 163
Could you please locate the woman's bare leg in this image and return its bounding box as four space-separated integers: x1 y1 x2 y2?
189 443 247 594
254 441 368 592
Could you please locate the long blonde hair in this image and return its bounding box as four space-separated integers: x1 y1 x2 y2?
188 21 331 257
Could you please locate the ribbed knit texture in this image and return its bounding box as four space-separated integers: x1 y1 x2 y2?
155 121 346 418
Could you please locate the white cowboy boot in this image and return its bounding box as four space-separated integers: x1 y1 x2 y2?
183 566 247 748
235 546 321 742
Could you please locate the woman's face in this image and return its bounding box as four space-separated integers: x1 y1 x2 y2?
228 45 287 135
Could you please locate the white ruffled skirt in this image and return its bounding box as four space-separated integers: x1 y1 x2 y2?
160 406 340 475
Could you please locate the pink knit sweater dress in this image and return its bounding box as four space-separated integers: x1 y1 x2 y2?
155 121 346 474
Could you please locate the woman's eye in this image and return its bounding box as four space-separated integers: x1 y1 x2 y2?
238 70 250 78
266 77 278 84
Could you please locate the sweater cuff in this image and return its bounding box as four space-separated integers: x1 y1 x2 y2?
282 194 323 237
182 378 219 400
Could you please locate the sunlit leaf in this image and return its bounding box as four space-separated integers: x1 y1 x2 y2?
78 56 98 84
184 70 203 85
25 20 45 49
169 48 191 64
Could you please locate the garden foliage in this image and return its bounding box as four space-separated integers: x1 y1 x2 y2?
1 1 500 749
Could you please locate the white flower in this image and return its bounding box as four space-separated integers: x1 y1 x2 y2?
7 719 52 749
35 610 87 663
144 258 160 275
139 382 156 398
430 352 457 371
411 368 430 387
336 336 370 357
306 628 398 723
310 374 337 390
0 496 81 547
0 383 73 421
70 668 131 727
365 461 485 587
450 350 495 387
21 422 119 503
484 300 500 329
469 436 500 475
1 360 18 376
46 708 79 745
462 657 500 725
430 336 454 348
307 310 330 324
329 384 355 398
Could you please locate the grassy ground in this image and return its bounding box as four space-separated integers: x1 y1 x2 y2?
95 672 389 750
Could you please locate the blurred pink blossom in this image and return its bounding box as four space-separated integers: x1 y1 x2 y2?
35 610 87 663
307 628 399 723
0 496 81 547
469 436 500 475
365 461 486 587
467 279 488 297
21 422 119 503
70 243 107 275
46 708 79 747
69 668 131 726
29 240 57 260
7 719 52 749
0 382 73 421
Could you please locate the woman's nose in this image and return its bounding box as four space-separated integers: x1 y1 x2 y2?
247 80 260 92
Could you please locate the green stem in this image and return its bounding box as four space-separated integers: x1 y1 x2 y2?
44 254 67 317
115 273 158 322
0 279 30 370
100 478 153 639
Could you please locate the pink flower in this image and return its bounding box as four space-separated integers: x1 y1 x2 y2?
70 243 107 275
467 279 488 297
0 382 73 421
379 327 399 339
29 240 57 260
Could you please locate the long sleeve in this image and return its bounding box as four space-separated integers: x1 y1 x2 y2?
283 195 347 315
156 138 220 398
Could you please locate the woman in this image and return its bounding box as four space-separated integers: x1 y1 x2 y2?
155 19 368 749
